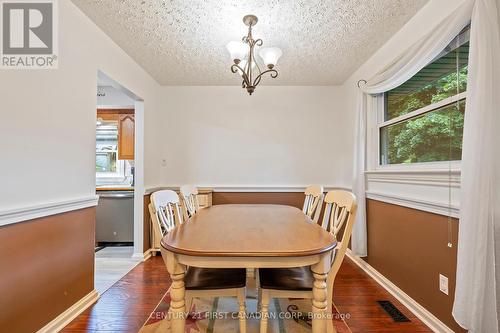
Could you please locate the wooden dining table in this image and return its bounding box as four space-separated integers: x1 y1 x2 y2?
160 204 337 333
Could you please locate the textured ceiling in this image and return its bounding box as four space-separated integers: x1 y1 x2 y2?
72 0 428 85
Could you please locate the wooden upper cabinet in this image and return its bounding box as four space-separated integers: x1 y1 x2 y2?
118 114 135 160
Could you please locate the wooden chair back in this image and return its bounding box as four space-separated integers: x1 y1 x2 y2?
321 190 357 284
302 185 324 223
180 185 200 220
150 190 183 236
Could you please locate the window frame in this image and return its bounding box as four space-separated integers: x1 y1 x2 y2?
370 72 468 172
96 154 126 180
368 92 464 173
369 27 469 172
95 120 127 182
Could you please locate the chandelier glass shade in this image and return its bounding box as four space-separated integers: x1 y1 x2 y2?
226 15 282 95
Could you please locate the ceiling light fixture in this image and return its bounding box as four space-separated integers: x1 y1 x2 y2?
226 15 282 95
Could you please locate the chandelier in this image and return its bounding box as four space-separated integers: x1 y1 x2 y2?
226 15 282 95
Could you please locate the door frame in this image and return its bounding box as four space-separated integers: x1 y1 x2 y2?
97 70 145 259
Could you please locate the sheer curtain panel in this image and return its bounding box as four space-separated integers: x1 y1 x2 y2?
452 0 500 332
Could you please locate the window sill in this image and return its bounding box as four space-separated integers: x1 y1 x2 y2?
365 168 461 217
365 168 461 188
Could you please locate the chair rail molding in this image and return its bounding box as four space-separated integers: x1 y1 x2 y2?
366 191 459 218
213 185 351 192
0 195 99 227
145 185 351 194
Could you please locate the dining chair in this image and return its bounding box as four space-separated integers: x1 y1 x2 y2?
257 190 357 333
149 190 183 255
303 185 324 224
156 189 247 332
180 184 200 220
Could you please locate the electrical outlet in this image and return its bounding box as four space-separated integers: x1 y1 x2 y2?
439 274 449 295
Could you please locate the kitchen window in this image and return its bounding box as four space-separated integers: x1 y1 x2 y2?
96 119 125 179
378 27 469 166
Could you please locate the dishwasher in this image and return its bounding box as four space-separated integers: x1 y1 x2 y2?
96 190 134 244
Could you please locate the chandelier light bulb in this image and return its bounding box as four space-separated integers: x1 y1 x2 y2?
226 41 248 63
259 47 283 69
238 59 256 75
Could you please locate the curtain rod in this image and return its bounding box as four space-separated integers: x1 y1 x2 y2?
357 79 367 88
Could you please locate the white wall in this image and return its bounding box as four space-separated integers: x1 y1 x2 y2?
97 86 135 108
149 86 354 189
0 1 160 210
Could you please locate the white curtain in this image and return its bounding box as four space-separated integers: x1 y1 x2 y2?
452 0 500 332
351 0 473 257
352 89 368 256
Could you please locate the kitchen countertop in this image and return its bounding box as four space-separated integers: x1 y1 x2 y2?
96 187 134 191
144 186 213 195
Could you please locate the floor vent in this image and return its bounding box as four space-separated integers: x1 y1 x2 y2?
377 300 410 322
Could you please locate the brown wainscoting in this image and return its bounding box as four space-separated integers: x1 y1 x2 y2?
364 199 465 333
213 191 304 208
0 207 95 332
214 192 333 227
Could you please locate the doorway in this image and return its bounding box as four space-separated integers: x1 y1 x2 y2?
94 71 144 294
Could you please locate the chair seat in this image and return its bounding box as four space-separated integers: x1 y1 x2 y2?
185 267 246 290
259 267 314 291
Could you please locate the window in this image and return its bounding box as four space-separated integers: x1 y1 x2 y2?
96 151 117 172
96 119 124 177
379 28 469 165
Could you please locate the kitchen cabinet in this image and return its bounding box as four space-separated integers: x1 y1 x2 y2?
97 109 135 161
118 113 135 160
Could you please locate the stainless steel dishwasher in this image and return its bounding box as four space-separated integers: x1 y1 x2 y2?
96 190 134 244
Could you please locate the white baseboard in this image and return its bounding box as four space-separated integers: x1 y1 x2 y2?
133 248 153 261
143 248 153 261
346 250 454 333
37 289 99 333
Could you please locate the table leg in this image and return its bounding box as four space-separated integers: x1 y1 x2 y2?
311 271 328 333
164 251 186 333
311 253 331 333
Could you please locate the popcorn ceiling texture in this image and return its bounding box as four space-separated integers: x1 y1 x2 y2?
72 0 428 86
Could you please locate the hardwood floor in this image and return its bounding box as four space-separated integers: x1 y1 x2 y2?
62 256 432 333
62 256 170 333
334 258 431 332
